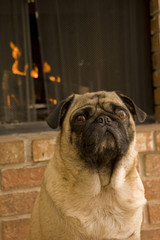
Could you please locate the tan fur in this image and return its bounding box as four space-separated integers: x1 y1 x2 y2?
27 91 146 240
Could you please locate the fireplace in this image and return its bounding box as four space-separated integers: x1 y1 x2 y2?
0 0 154 128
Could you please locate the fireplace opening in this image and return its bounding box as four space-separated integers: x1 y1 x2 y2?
0 0 154 133
28 1 47 120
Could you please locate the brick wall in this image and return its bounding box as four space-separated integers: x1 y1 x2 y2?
0 125 160 240
150 0 160 122
136 124 160 240
0 131 58 240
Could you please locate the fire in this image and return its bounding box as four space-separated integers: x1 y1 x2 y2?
31 64 39 78
44 61 51 73
57 76 61 83
49 98 57 105
10 42 38 78
9 42 61 107
10 42 28 76
44 61 61 83
10 43 61 82
49 76 56 82
49 76 61 82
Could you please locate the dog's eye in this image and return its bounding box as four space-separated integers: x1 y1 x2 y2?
116 110 127 120
75 115 86 124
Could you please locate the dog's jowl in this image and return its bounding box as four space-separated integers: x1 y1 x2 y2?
27 91 146 240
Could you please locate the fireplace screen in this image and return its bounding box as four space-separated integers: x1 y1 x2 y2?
0 0 153 125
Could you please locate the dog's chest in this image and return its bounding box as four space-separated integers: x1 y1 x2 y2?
83 206 132 239
65 189 135 239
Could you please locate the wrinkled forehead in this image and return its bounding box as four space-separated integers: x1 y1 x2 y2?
71 91 125 111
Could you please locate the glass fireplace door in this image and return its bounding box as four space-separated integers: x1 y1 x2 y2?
0 0 36 123
0 0 153 126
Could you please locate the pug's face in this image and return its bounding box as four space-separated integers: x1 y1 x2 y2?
47 91 146 170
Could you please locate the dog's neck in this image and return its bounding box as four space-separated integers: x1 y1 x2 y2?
96 167 112 188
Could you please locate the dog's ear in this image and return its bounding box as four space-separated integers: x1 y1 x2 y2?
46 94 75 129
116 92 147 123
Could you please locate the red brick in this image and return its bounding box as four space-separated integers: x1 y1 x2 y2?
141 229 160 240
151 33 160 52
145 154 160 176
143 179 160 200
152 53 160 70
148 204 160 224
153 70 160 87
2 218 30 240
0 141 25 165
32 138 55 161
0 191 38 217
155 106 160 122
150 0 160 15
156 131 160 150
154 88 160 104
1 166 46 190
151 15 160 34
136 132 154 152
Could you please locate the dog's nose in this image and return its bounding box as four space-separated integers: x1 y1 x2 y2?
96 115 112 126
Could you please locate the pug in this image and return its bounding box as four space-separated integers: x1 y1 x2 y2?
28 91 146 240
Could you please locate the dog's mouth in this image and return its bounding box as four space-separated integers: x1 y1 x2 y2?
79 126 122 169
84 128 116 153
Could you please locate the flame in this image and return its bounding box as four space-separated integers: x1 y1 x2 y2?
9 44 61 83
49 76 61 82
44 61 61 83
9 42 61 107
10 42 28 76
10 42 21 59
57 76 61 83
31 64 39 78
49 98 57 105
44 61 51 73
49 76 56 82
